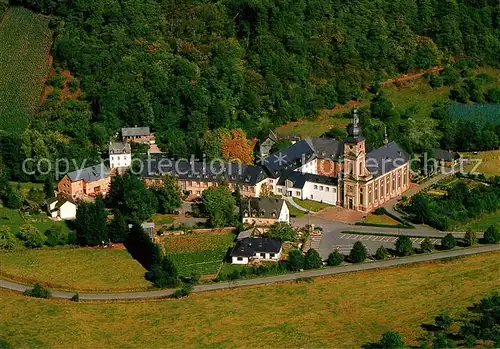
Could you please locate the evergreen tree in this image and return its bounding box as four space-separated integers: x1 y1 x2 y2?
441 233 457 250
395 236 414 256
287 249 305 271
327 251 344 266
303 249 322 270
75 197 108 246
107 211 129 243
349 241 367 263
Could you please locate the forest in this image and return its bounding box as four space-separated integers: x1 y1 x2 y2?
1 0 500 181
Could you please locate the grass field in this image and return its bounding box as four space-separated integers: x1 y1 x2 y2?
0 252 499 348
152 213 175 225
463 150 500 177
363 213 401 226
0 7 53 134
456 209 500 232
0 247 151 291
0 207 70 236
293 199 331 212
161 232 235 276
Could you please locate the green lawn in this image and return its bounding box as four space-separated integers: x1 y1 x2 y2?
0 7 53 134
463 150 500 177
455 209 500 232
0 247 151 291
152 213 175 225
0 252 499 348
286 202 305 217
363 214 401 226
161 232 235 276
0 207 69 236
293 199 331 212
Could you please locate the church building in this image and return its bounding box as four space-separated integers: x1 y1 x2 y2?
262 110 411 212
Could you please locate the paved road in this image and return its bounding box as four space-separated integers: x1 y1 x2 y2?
2 245 499 301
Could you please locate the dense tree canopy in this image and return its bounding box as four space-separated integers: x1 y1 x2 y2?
6 0 498 166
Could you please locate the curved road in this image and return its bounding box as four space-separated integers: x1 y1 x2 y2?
2 245 499 301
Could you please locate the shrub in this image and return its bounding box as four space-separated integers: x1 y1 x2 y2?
327 251 344 266
303 249 323 270
421 237 434 253
374 208 386 215
349 241 367 263
395 236 414 256
483 225 500 244
0 226 17 250
23 283 51 299
264 222 298 242
401 196 408 202
287 249 304 271
169 284 193 299
374 245 389 260
44 225 69 246
18 224 46 248
441 233 457 250
71 293 80 302
463 230 477 247
429 74 443 88
435 313 453 330
377 331 406 349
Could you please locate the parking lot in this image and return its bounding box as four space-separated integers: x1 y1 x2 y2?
320 232 441 256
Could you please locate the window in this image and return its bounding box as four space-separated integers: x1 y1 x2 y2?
260 253 266 258
270 253 275 258
319 186 323 191
237 257 243 261
296 191 300 196
278 188 282 194
314 185 318 189
325 187 330 192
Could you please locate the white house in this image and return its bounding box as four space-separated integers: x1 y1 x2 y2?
276 171 338 205
47 195 77 220
109 141 132 169
230 237 282 265
241 197 289 226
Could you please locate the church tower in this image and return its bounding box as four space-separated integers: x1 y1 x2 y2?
342 109 372 210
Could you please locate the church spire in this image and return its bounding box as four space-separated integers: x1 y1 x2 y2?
347 108 362 139
383 125 389 146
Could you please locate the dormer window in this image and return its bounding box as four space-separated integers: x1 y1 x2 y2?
260 210 265 217
272 211 276 218
243 211 248 217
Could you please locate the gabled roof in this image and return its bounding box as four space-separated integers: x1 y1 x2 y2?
142 157 267 186
262 139 316 178
48 194 76 212
366 142 410 178
122 127 150 137
277 170 338 189
66 165 110 183
306 137 344 161
230 237 282 258
435 149 460 162
241 197 285 219
109 142 131 155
